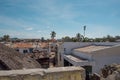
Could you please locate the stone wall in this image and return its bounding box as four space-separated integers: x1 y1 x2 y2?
100 64 120 80
0 66 85 80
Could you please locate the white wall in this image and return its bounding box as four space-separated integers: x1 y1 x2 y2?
93 42 119 46
92 46 120 73
57 42 92 66
72 50 92 61
60 42 92 54
58 42 118 55
19 48 24 53
57 42 120 67
18 48 30 53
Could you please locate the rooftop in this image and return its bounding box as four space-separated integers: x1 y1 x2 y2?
0 43 41 70
74 45 111 53
39 42 48 48
13 43 34 48
64 55 94 66
12 42 49 49
65 55 88 62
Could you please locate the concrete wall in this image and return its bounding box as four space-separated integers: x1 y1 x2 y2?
72 50 92 60
59 42 119 55
0 67 85 80
93 42 119 46
18 48 31 53
57 42 120 67
92 46 120 73
57 42 99 66
57 42 93 66
60 42 92 55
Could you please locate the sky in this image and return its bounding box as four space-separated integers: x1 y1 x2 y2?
0 0 120 39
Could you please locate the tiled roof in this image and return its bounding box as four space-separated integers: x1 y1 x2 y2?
40 42 48 48
13 43 34 48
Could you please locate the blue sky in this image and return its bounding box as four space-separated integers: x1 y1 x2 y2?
0 0 120 39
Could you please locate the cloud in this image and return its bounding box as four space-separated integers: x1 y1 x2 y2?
47 26 50 29
25 27 33 31
0 16 38 30
0 29 42 38
27 0 77 21
0 29 24 38
37 30 42 33
0 0 119 39
0 16 24 27
37 30 49 33
84 24 115 38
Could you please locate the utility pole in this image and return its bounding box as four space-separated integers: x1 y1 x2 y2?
83 26 86 42
83 26 86 38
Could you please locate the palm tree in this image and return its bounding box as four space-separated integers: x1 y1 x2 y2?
50 31 56 39
3 35 10 42
76 33 83 42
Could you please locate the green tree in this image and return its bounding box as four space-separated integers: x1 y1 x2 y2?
2 35 10 42
83 37 89 42
94 38 102 42
76 33 83 42
41 37 45 42
71 37 77 42
106 35 115 42
50 31 56 39
115 35 120 39
62 36 72 42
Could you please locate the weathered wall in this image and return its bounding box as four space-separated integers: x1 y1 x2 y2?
72 50 92 60
59 42 92 55
57 42 116 66
58 42 118 55
57 42 92 66
93 45 120 73
0 66 85 80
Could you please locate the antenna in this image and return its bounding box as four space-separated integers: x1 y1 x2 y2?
83 25 86 38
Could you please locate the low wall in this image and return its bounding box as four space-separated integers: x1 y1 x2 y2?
0 66 85 80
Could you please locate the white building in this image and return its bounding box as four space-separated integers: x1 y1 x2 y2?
57 42 120 74
12 43 36 53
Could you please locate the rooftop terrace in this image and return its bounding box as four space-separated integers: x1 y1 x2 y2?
74 45 111 53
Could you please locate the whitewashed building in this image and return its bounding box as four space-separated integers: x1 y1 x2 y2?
57 42 120 74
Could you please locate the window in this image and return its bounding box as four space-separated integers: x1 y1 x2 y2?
23 50 28 53
16 49 19 52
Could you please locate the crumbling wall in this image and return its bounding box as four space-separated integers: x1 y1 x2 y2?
100 64 120 80
0 66 85 80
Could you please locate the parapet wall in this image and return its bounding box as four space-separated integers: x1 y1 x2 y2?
0 66 85 80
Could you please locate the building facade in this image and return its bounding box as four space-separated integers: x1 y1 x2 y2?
57 42 120 74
